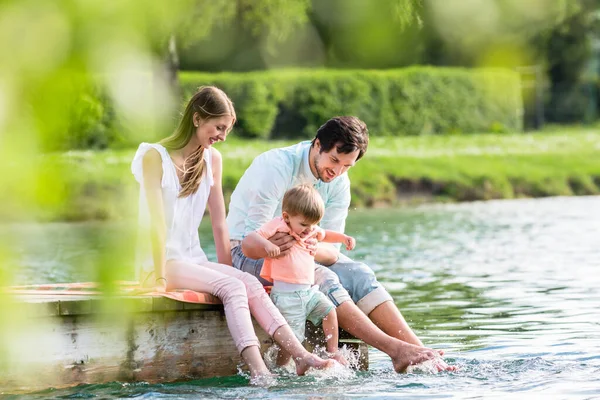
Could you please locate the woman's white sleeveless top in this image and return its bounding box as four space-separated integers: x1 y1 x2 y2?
131 143 213 280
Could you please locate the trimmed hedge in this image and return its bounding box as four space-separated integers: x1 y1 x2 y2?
180 67 523 139
59 67 523 149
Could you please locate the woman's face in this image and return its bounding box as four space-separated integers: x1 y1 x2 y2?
194 114 235 148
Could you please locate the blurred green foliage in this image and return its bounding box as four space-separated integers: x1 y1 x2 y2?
179 0 600 125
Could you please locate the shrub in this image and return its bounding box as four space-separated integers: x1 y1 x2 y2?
181 67 523 139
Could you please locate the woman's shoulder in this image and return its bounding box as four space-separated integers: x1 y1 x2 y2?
131 143 172 185
134 142 168 160
208 146 221 164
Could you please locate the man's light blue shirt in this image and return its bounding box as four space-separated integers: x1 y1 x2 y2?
227 141 351 244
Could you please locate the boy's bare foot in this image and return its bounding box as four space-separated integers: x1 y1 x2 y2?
329 351 349 366
294 354 335 375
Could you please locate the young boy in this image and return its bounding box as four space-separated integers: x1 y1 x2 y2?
245 184 356 367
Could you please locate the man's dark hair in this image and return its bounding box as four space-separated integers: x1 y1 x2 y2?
311 116 369 161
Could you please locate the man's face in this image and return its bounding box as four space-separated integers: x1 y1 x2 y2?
312 140 360 183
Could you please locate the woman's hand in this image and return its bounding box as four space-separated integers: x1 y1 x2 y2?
155 277 167 293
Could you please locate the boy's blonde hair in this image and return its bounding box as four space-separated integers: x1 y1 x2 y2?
282 184 325 225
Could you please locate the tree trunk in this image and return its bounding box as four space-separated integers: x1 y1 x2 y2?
165 34 181 98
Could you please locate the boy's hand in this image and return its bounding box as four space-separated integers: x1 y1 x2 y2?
305 237 318 256
329 350 349 366
344 235 356 251
264 242 281 258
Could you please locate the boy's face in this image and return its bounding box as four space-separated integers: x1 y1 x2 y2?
283 212 317 238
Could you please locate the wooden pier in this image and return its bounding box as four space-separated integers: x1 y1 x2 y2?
0 288 368 393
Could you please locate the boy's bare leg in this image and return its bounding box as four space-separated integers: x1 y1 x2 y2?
335 301 449 372
322 309 348 365
272 325 335 375
368 301 424 347
276 348 292 367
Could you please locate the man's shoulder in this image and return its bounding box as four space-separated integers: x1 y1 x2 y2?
328 172 351 192
252 141 309 171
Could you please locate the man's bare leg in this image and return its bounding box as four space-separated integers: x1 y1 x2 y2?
368 301 456 371
335 301 439 372
368 300 424 346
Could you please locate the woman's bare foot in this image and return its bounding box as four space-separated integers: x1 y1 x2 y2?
249 371 277 387
294 353 335 375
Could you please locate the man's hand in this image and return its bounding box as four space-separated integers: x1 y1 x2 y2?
264 241 281 258
268 231 295 257
344 235 356 251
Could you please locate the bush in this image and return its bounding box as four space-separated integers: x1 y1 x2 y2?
59 67 523 149
181 67 523 139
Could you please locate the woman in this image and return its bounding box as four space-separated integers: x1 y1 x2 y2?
132 86 333 383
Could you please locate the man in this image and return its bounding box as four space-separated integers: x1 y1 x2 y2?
227 116 452 372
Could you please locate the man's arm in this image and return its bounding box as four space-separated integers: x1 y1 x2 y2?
241 155 295 258
242 232 281 258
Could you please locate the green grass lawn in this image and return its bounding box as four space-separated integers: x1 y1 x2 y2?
22 126 600 221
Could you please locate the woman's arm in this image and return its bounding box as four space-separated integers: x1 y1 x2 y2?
207 148 233 266
142 149 167 290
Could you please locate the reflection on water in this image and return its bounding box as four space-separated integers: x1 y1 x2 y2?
2 196 600 398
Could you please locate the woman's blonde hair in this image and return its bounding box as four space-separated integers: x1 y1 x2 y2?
282 184 325 225
160 86 235 197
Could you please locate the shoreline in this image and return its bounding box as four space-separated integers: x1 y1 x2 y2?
1 127 598 222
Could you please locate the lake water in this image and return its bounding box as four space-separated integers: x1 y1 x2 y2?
2 196 600 399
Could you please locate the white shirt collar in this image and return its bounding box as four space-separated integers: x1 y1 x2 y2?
299 143 319 185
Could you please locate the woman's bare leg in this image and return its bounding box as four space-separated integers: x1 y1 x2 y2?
197 262 334 375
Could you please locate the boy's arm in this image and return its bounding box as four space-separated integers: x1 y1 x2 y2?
322 230 356 251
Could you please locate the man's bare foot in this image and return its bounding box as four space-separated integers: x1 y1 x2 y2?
433 357 457 372
329 351 349 366
391 343 439 373
391 343 456 372
294 354 335 375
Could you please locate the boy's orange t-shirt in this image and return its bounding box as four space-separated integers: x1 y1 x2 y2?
256 216 325 284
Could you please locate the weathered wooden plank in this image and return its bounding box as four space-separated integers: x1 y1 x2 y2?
0 295 369 393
